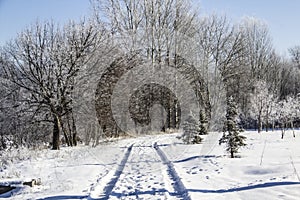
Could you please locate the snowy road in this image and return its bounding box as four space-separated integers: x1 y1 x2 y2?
89 138 190 200
1 131 300 199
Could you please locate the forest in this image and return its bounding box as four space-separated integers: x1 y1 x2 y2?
1 0 300 151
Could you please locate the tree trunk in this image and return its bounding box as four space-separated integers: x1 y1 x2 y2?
177 102 181 129
61 121 71 146
67 114 73 146
281 123 285 139
72 112 78 146
258 115 262 133
265 113 269 132
52 115 60 150
291 121 295 137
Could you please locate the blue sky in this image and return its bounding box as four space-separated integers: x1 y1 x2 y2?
0 0 91 46
0 0 299 55
200 0 300 55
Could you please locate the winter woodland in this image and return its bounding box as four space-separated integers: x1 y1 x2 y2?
0 0 300 155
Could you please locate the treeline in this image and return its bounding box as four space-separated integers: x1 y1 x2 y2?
0 0 299 150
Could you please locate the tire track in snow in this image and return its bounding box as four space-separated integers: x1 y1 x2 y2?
154 142 191 200
89 144 134 200
289 155 300 182
108 142 173 199
260 140 267 166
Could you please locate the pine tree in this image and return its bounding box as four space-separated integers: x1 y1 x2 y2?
219 96 246 158
181 114 202 144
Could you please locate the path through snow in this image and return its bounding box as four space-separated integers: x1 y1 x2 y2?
89 137 190 200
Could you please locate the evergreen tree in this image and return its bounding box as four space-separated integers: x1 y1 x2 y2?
219 96 246 158
181 114 202 144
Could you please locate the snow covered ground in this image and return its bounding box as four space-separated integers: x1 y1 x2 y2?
1 130 300 199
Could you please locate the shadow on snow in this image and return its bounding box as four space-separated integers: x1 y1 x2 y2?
188 181 300 193
173 155 216 163
37 195 88 200
33 181 300 199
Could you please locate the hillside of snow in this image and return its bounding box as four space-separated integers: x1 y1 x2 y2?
1 130 300 199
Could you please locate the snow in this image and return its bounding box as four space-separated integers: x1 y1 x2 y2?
1 131 300 199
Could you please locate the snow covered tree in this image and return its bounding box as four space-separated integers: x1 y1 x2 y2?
249 80 276 133
278 96 297 139
219 96 246 158
1 19 103 149
181 114 202 144
263 94 277 132
268 100 279 131
289 45 300 68
94 0 212 131
0 63 51 150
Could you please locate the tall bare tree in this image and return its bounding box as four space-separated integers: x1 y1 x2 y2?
95 0 197 61
288 46 300 96
195 15 245 130
239 17 274 81
92 0 210 134
1 19 102 149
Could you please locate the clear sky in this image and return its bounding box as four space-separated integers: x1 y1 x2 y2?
199 0 300 56
0 0 91 46
0 0 299 55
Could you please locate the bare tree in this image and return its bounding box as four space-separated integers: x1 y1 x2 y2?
0 57 52 149
239 17 274 81
95 0 197 60
1 19 102 149
287 46 300 96
195 15 245 130
289 45 300 67
92 0 211 135
278 60 300 98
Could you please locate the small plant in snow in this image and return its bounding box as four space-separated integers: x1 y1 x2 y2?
180 114 202 144
219 96 246 158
